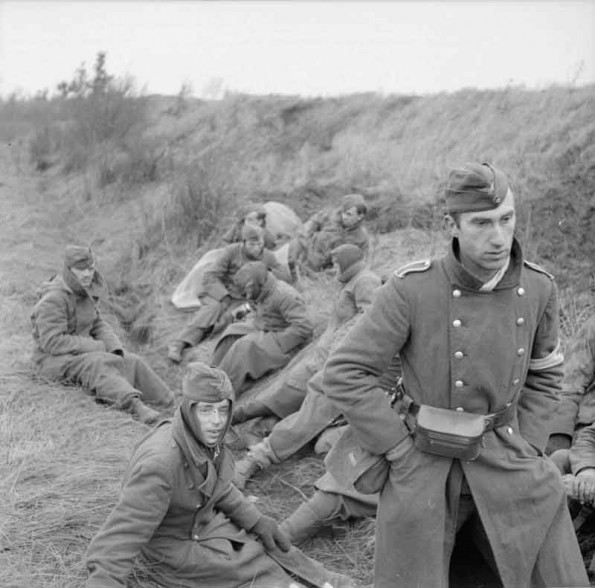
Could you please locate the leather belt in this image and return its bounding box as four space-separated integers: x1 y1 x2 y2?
390 379 516 432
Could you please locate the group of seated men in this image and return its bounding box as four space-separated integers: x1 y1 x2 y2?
30 180 595 586
30 194 375 587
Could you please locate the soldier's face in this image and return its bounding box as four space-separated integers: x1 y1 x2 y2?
446 189 516 281
243 236 264 259
341 206 364 228
70 263 95 287
193 400 230 446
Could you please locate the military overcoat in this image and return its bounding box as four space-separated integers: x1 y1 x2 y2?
323 239 587 588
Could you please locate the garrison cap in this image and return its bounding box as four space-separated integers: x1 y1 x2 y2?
182 362 233 404
445 162 510 214
64 245 95 269
341 193 367 214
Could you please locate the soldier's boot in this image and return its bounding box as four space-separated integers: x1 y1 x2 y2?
127 397 161 426
280 491 346 546
167 340 189 364
233 441 274 490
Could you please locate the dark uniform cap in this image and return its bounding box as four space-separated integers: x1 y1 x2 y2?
341 193 367 214
182 362 233 404
64 245 95 269
241 224 264 241
445 162 510 213
331 243 364 273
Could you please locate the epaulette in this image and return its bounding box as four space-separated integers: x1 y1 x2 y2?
394 259 431 278
523 260 554 280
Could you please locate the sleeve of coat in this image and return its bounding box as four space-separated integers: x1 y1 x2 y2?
88 309 123 353
86 456 173 588
274 291 313 353
323 276 411 455
517 281 563 452
215 482 263 532
552 317 595 436
34 294 106 355
264 250 291 284
202 246 234 301
352 272 381 314
569 423 595 474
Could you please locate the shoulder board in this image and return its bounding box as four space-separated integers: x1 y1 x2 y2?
394 259 431 278
523 260 554 280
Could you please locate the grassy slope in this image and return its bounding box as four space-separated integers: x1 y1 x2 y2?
1 85 594 587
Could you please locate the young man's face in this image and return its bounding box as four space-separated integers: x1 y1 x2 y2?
193 399 230 446
446 189 516 282
341 206 364 228
243 236 264 259
70 263 96 287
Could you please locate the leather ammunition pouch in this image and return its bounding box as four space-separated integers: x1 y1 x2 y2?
412 402 515 461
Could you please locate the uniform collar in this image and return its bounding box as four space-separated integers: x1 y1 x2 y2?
444 238 523 291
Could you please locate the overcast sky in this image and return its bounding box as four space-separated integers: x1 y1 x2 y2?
1 1 594 98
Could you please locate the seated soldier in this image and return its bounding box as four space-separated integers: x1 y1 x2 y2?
85 363 355 588
30 245 174 425
287 193 369 280
221 204 278 250
212 261 313 396
548 313 595 472
559 422 595 507
167 225 289 363
232 243 381 426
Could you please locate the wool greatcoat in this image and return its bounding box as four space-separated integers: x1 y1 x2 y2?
256 263 381 419
30 269 173 409
85 416 354 588
213 271 313 395
323 238 588 588
177 243 288 346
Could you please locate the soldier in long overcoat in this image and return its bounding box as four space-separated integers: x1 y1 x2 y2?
31 245 173 424
85 363 355 588
212 261 313 395
323 162 588 587
167 225 288 363
233 243 381 425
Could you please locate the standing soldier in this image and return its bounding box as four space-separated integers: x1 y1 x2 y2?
323 162 588 587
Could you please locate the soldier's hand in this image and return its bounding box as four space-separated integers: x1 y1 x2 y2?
574 469 595 506
385 435 414 462
251 515 291 552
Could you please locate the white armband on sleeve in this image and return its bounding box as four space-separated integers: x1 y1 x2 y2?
529 341 563 371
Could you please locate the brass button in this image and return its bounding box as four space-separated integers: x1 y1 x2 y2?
454 351 464 359
513 378 520 385
453 319 462 328
455 407 464 412
399 413 406 420
507 427 513 435
453 289 462 298
517 348 525 356
193 534 200 541
517 287 525 296
455 380 464 388
516 317 525 325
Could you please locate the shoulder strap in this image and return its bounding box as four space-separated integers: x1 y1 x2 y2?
523 259 554 280
394 259 431 278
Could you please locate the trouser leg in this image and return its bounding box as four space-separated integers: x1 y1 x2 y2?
62 352 139 407
177 296 223 346
268 381 339 462
122 353 174 410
